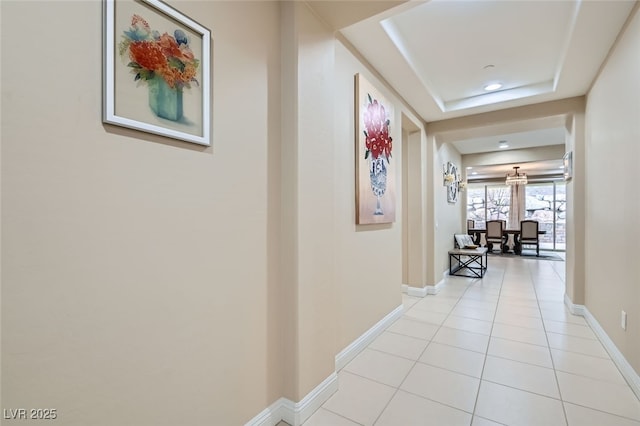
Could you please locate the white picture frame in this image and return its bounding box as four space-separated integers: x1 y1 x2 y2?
103 0 211 146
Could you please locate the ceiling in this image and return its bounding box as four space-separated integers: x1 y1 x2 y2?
466 159 565 182
308 0 635 174
451 127 566 155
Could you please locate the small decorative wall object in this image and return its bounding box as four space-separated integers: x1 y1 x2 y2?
103 0 211 146
444 161 459 203
355 74 396 224
443 162 456 186
563 151 573 181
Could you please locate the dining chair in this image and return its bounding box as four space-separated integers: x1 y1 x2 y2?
485 220 506 254
467 219 474 230
520 220 540 256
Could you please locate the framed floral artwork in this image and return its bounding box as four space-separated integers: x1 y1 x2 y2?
355 74 396 224
103 0 211 146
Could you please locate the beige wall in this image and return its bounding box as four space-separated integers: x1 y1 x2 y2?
1 1 283 424
333 40 425 352
403 129 428 287
461 145 566 234
462 145 566 170
433 141 463 277
299 1 340 399
584 4 640 374
564 110 586 305
427 98 586 298
279 0 298 402
283 2 338 400
4 0 638 424
1 1 423 423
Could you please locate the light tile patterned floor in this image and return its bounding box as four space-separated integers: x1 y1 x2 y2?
302 255 640 426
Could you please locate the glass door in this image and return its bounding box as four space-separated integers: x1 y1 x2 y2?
524 182 565 250
467 181 566 251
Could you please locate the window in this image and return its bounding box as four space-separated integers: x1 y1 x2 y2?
466 184 511 228
524 182 566 250
486 185 511 224
466 185 486 229
467 181 566 251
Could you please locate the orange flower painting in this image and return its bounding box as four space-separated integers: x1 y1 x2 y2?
119 14 200 90
118 13 200 121
103 0 211 146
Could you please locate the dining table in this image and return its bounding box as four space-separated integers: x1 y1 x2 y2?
468 228 546 255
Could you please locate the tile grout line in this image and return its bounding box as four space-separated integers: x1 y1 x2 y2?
561 401 640 423
378 275 488 424
528 259 569 426
391 387 478 416
318 405 366 426
469 258 507 424
429 275 495 425
371 283 469 425
390 279 477 420
312 256 640 425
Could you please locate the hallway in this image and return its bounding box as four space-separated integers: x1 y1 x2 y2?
304 256 640 425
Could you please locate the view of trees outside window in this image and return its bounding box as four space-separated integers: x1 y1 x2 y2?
466 185 487 229
525 182 566 250
466 185 511 229
487 186 511 223
466 181 566 251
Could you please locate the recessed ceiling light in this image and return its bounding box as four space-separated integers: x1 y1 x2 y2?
484 83 502 91
498 140 509 149
466 166 473 170
471 172 478 175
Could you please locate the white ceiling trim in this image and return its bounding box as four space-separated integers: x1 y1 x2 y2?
315 0 634 176
380 19 446 111
552 0 582 91
444 80 555 112
380 0 585 114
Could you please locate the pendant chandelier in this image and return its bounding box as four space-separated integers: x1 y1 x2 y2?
505 166 528 185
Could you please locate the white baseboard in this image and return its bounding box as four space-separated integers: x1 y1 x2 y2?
427 278 446 295
246 398 286 426
245 373 338 426
281 372 338 425
406 286 427 297
402 278 447 297
564 294 640 401
335 304 404 371
402 283 427 297
247 304 404 426
564 294 586 316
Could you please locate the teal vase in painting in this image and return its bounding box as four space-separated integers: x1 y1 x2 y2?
148 77 183 122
